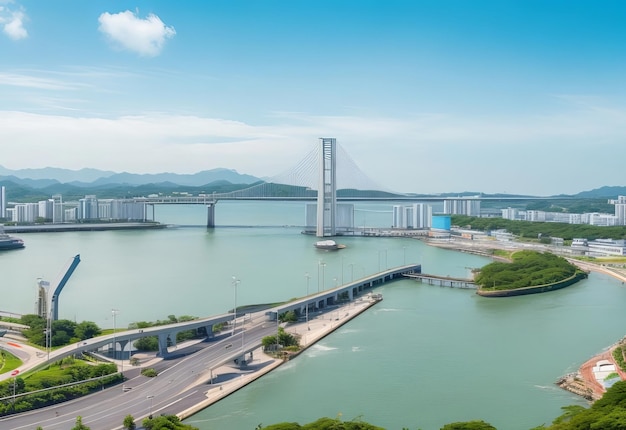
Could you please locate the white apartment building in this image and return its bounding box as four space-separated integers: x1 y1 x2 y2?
0 186 5 219
11 202 39 223
583 213 619 226
610 195 626 225
38 199 55 221
443 197 481 216
392 203 432 229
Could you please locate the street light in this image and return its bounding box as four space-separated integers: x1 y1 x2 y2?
403 246 407 265
111 309 120 361
319 261 326 292
147 395 154 419
304 273 310 331
231 277 240 337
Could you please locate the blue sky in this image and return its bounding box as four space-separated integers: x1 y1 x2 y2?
1 1 625 196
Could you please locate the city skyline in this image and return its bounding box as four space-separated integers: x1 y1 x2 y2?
1 1 626 196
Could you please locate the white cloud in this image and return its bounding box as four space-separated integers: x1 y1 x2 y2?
0 3 28 40
98 10 176 57
0 72 79 90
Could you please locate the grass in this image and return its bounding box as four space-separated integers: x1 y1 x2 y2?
0 350 22 374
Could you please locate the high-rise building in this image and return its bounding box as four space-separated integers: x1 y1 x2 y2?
443 197 481 216
613 196 626 226
0 186 5 219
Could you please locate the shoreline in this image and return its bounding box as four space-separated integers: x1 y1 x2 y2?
176 295 383 421
425 237 626 401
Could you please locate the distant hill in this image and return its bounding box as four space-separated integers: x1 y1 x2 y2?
0 165 261 189
573 186 626 199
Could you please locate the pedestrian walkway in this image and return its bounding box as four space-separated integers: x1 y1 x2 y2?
177 294 382 420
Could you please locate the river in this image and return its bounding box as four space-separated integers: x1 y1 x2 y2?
1 201 625 430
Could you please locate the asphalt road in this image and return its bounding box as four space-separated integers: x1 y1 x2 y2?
0 320 280 430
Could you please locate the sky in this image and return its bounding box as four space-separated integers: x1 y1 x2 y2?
1 1 625 196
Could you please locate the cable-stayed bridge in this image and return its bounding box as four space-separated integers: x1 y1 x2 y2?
209 139 396 200
131 138 555 235
135 138 397 236
135 139 397 203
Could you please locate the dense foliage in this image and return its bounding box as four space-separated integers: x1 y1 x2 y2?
262 327 300 351
143 414 198 430
0 359 122 416
262 417 384 429
613 345 626 372
537 381 626 429
17 314 101 347
452 215 626 241
475 251 579 290
440 421 497 430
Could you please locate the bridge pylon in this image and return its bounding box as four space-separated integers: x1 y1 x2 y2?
316 138 337 237
206 201 216 228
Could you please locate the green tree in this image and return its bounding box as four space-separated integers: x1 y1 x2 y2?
74 321 101 340
142 414 198 429
440 421 497 430
51 330 71 347
134 336 159 351
71 415 91 430
123 414 136 430
279 310 297 323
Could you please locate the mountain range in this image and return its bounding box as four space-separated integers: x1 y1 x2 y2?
0 165 625 199
0 165 261 189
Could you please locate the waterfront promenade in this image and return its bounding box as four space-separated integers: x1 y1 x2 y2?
176 294 382 422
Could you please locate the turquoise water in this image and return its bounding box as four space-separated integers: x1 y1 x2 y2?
1 202 625 429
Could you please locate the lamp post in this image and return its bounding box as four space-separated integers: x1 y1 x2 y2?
319 261 326 292
231 277 240 337
147 395 154 419
341 255 344 285
305 273 310 331
111 309 119 361
403 246 407 265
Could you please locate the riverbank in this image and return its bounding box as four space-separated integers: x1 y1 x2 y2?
425 236 626 401
176 294 383 421
3 222 165 233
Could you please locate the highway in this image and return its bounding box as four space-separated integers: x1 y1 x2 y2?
0 319 280 430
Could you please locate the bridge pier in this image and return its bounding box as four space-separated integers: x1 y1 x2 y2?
117 339 129 360
204 323 215 338
206 202 216 228
157 332 174 357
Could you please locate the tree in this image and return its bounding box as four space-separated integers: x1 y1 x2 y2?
123 414 136 430
74 321 101 340
440 421 497 430
71 415 91 430
279 310 297 323
142 414 198 429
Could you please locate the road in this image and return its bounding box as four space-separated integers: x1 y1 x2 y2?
0 319 280 430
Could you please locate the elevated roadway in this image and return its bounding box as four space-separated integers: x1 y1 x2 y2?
0 265 420 429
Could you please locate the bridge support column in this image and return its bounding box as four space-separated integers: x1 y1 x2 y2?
157 332 172 357
204 324 215 338
206 202 216 228
117 340 129 360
